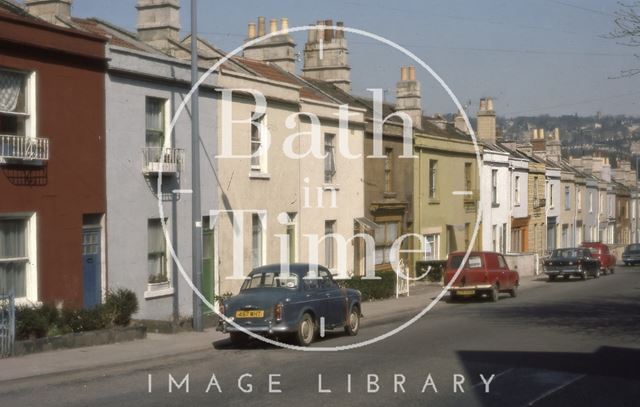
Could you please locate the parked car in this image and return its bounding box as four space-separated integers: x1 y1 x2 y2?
443 251 519 302
581 242 616 274
622 243 640 266
217 263 362 347
544 248 600 281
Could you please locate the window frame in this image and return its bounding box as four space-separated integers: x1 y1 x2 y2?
428 159 438 200
324 133 336 183
324 220 337 269
0 68 36 140
147 218 170 288
0 213 38 303
491 169 498 205
250 111 268 173
251 213 266 269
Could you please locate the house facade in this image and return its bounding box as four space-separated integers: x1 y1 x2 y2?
0 4 107 307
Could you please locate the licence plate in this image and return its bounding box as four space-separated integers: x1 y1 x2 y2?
456 290 475 296
235 310 264 318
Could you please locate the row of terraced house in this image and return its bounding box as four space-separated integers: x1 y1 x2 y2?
1 0 638 324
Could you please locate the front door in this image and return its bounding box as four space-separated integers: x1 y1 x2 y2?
202 223 215 314
82 227 101 309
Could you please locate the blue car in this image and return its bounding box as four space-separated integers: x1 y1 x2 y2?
217 263 362 347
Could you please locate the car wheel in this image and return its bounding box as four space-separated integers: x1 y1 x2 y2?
449 291 458 302
295 313 315 347
594 269 600 279
344 306 360 336
509 283 518 298
610 267 615 274
548 275 556 282
490 285 499 302
229 332 249 347
580 272 587 280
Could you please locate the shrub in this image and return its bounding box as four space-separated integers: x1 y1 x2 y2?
339 271 396 301
104 288 139 326
60 306 108 333
415 260 447 282
15 304 49 340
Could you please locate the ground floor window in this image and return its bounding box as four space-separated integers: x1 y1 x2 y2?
325 220 336 269
423 234 440 260
147 218 168 285
511 227 524 253
0 215 37 301
374 221 398 265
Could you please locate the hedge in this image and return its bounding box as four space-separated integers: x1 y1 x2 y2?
15 288 139 340
339 271 396 301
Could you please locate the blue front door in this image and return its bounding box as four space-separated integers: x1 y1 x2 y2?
82 228 101 309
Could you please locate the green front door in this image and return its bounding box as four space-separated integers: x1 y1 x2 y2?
202 224 215 314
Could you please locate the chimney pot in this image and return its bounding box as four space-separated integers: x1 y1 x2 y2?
248 23 257 39
336 21 344 39
270 18 278 33
400 66 408 81
258 16 266 36
487 97 494 111
408 66 416 81
324 19 334 41
281 18 289 34
539 129 545 139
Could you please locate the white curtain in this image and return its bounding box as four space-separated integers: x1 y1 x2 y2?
0 71 24 113
147 220 166 278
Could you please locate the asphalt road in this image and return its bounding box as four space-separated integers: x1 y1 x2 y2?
1 267 640 407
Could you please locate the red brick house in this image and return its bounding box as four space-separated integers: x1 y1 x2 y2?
0 4 107 308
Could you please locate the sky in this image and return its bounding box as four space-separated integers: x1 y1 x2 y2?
66 0 640 118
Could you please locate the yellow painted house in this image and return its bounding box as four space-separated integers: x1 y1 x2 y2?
413 120 481 262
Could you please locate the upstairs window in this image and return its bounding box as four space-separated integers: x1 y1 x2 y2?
428 159 438 199
491 169 498 205
147 219 168 285
145 97 167 162
514 175 521 205
250 112 266 173
464 162 472 192
0 69 32 138
324 133 336 183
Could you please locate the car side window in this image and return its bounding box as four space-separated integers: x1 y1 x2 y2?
498 255 508 269
319 269 336 289
303 277 319 291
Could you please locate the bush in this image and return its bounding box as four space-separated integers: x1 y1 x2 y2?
60 306 108 333
339 271 396 301
415 260 447 282
104 288 139 326
14 288 139 340
15 304 50 340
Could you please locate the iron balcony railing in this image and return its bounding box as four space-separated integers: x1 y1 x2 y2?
142 147 185 175
534 198 547 209
0 135 49 162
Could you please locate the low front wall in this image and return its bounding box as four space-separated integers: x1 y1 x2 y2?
504 253 541 277
13 325 146 357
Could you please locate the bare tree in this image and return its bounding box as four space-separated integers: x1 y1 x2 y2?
610 1 640 77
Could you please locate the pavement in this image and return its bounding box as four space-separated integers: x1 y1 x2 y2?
0 274 547 383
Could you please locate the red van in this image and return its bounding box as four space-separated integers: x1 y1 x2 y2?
443 251 519 301
580 242 616 275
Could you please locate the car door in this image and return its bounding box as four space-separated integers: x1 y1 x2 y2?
318 268 345 327
496 254 513 289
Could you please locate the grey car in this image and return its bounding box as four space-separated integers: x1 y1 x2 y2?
623 244 640 266
217 263 362 347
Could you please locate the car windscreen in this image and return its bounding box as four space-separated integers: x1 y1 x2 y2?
449 255 483 269
587 247 599 255
241 271 299 290
552 249 580 258
627 244 640 251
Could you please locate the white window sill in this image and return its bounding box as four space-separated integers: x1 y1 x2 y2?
144 286 174 300
323 184 340 191
249 172 271 180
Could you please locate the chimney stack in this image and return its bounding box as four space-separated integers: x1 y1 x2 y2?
531 128 547 158
476 97 497 143
136 0 180 53
546 128 561 163
243 16 297 73
395 65 422 129
302 19 351 92
25 0 72 26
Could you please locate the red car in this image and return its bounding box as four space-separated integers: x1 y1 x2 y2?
580 242 616 275
443 251 520 302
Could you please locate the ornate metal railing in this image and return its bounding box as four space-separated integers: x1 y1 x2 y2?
142 147 185 175
0 135 49 161
0 291 15 358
